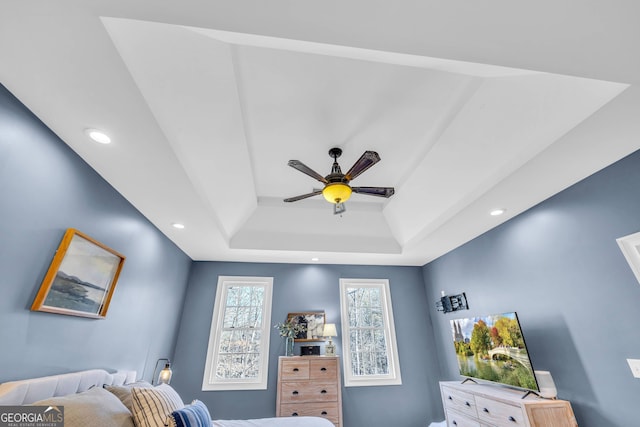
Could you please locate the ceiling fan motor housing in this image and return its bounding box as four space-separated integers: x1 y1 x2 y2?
322 147 352 203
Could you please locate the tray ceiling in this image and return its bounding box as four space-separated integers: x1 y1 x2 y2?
1 2 637 265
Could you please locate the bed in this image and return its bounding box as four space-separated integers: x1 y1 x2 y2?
0 369 334 427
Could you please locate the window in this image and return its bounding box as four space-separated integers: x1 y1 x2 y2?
202 276 273 391
339 278 401 387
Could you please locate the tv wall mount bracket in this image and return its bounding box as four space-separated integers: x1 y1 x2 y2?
436 292 468 314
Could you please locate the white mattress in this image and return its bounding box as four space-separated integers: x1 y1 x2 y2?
214 417 334 427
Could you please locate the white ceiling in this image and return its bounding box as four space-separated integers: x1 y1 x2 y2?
2 1 639 266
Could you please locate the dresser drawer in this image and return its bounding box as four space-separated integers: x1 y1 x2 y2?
475 396 525 426
442 385 477 419
280 381 338 403
445 409 481 427
280 359 310 380
310 358 338 380
280 402 340 425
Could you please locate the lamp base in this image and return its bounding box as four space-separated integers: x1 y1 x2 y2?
325 343 336 356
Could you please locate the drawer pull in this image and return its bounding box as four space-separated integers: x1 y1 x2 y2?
321 367 327 371
483 408 490 413
465 401 471 407
293 368 299 372
321 411 328 415
292 391 299 395
291 413 299 417
508 416 517 422
321 390 327 394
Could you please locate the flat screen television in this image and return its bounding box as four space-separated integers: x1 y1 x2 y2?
450 311 539 393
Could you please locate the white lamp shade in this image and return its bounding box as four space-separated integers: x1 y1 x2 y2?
323 323 338 337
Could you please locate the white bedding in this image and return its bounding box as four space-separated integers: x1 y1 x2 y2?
213 417 334 427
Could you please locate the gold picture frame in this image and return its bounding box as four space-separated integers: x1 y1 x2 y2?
31 228 126 319
286 312 326 342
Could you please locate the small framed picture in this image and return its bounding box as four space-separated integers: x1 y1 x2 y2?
31 228 126 319
286 312 326 342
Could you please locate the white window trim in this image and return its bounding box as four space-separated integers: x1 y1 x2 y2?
617 231 640 285
202 276 273 391
339 278 402 387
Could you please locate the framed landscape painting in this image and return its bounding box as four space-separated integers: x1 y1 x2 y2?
31 228 126 319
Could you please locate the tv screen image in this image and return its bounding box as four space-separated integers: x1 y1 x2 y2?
450 312 539 392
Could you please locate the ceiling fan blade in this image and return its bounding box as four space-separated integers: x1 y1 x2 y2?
288 160 328 184
352 186 395 198
284 190 323 202
345 151 381 181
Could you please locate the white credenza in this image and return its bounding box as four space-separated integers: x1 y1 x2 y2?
440 381 577 427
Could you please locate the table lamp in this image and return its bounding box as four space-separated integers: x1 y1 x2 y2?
323 323 338 356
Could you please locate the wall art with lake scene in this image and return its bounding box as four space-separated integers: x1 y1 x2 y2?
31 228 126 319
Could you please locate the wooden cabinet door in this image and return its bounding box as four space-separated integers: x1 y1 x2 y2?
525 402 578 427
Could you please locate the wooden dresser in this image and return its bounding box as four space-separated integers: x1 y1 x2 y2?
440 381 577 427
276 356 343 427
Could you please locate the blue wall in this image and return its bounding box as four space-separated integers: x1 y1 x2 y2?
171 261 441 427
0 84 192 382
423 150 640 427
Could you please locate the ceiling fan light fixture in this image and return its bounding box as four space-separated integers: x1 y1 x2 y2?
322 183 352 204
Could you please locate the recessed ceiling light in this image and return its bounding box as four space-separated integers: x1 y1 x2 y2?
85 128 111 144
311 257 320 262
490 208 506 216
172 223 185 229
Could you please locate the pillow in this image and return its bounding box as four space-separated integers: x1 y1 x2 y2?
33 386 135 427
131 384 184 427
105 381 153 412
166 400 212 427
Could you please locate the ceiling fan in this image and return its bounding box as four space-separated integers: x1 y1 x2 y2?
284 147 395 214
